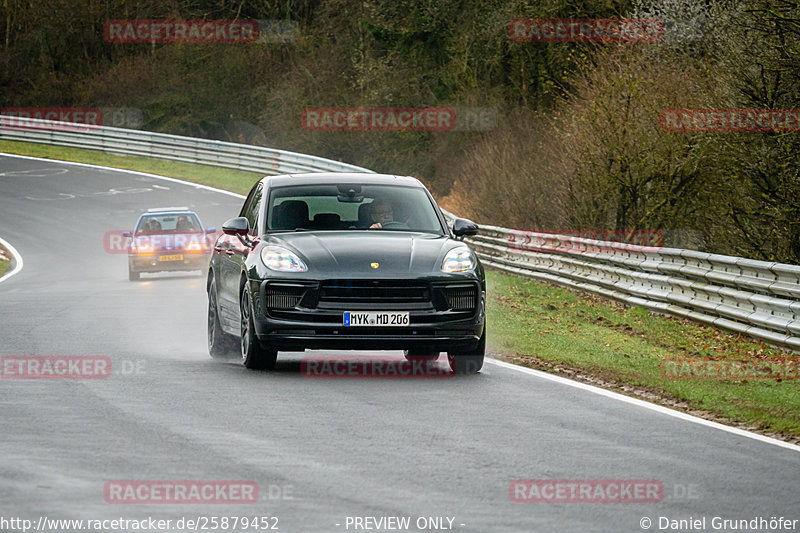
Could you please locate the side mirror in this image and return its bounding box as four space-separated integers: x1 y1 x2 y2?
122 231 132 238
452 218 479 238
222 217 249 236
206 227 216 234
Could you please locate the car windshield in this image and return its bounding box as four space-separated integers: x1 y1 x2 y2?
266 184 444 234
135 213 202 234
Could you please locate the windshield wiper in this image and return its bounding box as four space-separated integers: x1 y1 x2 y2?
267 229 308 234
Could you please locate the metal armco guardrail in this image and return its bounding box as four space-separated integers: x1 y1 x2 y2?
448 223 800 352
2 116 798 352
0 116 371 175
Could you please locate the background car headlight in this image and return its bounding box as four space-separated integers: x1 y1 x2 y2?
261 246 308 272
132 243 154 254
442 247 475 273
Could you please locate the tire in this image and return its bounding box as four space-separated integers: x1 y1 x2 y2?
240 283 278 370
208 278 237 358
128 268 140 281
447 326 485 375
403 349 439 362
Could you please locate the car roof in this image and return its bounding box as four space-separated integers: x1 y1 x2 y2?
140 208 198 216
260 172 425 188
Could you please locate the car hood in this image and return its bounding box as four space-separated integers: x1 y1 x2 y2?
266 231 467 277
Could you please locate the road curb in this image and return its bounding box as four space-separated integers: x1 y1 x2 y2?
0 236 23 284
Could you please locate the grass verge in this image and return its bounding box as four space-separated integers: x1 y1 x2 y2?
2 140 798 442
486 270 800 441
0 252 10 278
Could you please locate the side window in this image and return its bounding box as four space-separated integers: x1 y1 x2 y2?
239 183 259 218
241 183 263 234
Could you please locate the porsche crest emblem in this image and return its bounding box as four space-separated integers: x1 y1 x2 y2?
370 262 380 269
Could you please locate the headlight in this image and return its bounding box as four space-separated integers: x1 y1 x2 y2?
132 243 153 254
442 247 475 273
260 246 308 272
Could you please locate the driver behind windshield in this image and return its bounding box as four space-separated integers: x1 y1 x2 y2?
176 216 194 231
368 199 395 229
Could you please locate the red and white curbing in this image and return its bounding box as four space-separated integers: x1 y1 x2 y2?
0 236 23 283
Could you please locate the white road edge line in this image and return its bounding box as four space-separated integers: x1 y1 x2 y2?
487 358 800 452
0 235 23 284
3 152 798 453
0 152 247 199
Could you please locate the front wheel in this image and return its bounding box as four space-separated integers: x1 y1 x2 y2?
240 283 278 370
128 268 140 281
447 326 485 375
208 277 237 358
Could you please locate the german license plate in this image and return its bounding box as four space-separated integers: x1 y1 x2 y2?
344 312 409 327
158 254 184 261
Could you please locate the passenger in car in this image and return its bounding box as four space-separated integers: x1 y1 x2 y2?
176 216 194 231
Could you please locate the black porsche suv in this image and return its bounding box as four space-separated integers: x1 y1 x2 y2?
206 172 486 374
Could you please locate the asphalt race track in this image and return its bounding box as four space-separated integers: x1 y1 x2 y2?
1 153 798 533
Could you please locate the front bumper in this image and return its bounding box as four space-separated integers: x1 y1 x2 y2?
250 278 485 351
129 253 210 273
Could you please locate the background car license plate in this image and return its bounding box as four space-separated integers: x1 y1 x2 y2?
158 254 184 261
344 312 409 327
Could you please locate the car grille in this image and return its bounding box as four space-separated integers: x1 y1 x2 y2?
262 279 479 317
318 279 432 310
265 283 307 310
441 284 477 311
